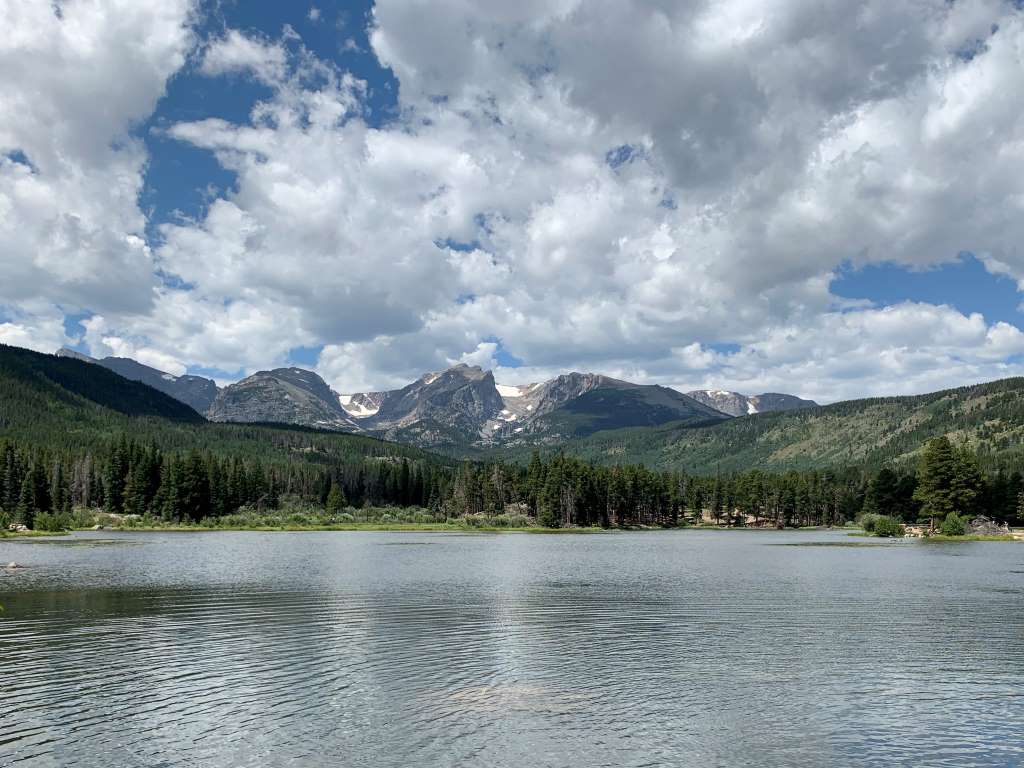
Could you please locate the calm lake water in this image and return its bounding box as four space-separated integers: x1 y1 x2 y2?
1 529 1022 767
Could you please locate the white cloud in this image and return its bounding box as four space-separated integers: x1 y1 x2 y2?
667 303 1024 402
0 0 194 347
6 0 1024 405
0 303 69 354
199 29 287 84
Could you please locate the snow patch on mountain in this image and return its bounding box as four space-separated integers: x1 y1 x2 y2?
496 384 527 398
338 393 381 417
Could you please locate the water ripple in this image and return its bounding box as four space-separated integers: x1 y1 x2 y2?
1 530 1023 767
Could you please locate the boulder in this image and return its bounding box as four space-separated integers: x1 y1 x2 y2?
966 515 1009 536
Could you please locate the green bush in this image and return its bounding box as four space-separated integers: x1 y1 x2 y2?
940 512 965 536
873 515 904 538
859 512 881 533
32 511 74 532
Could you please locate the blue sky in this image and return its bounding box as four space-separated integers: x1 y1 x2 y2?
832 255 1021 326
4 0 1024 401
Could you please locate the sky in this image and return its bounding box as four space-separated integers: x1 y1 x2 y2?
2 0 1024 403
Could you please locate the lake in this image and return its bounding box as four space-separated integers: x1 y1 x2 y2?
1 529 1022 767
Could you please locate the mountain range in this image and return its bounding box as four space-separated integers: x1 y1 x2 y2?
12 344 1024 473
56 348 814 450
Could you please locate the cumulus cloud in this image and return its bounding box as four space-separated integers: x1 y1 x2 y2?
0 303 70 354
0 0 193 346
5 0 1024 403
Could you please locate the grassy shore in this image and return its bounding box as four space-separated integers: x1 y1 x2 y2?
0 529 69 539
91 522 606 534
849 530 1020 542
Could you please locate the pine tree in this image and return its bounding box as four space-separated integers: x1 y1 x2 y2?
914 436 958 523
863 467 900 517
105 436 129 514
326 483 347 514
16 462 50 528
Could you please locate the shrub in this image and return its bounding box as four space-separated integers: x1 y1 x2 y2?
873 515 904 538
940 512 965 537
859 512 881 533
33 511 74 532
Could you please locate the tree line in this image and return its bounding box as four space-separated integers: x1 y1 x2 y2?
0 436 450 530
3 433 1020 531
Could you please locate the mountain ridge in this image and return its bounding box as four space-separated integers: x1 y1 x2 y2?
543 376 1024 473
56 348 218 414
53 347 818 451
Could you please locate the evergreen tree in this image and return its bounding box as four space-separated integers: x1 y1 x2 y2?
940 511 965 536
16 461 50 528
863 468 901 517
914 437 959 522
326 483 347 514
105 436 129 514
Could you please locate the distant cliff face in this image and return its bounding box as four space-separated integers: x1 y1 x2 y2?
686 389 817 417
208 368 356 429
56 348 218 414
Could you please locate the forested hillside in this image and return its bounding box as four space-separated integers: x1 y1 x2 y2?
551 378 1024 474
0 343 204 430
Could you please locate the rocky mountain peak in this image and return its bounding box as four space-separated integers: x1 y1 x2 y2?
686 389 818 417
208 367 354 429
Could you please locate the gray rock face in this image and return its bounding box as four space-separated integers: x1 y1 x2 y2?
208 368 357 430
56 348 219 414
686 389 817 417
525 373 615 418
364 364 506 445
751 393 818 414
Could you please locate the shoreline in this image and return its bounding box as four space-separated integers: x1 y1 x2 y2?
5 524 1020 539
72 523 609 534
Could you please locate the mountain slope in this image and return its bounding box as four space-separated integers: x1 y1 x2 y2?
561 377 1024 472
686 389 817 417
505 375 728 441
208 368 357 430
56 348 218 413
1 344 205 434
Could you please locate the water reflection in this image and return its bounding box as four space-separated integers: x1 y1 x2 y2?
1 530 1023 767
